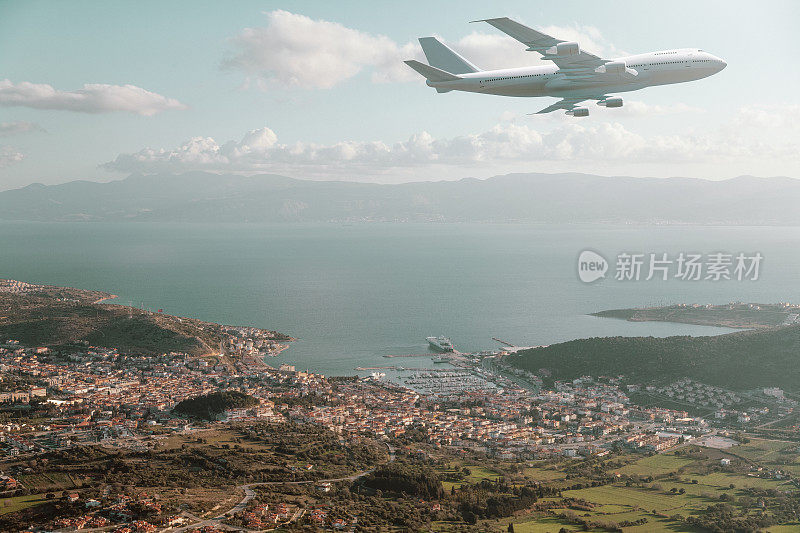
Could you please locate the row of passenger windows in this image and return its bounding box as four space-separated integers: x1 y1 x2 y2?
485 73 550 82
630 61 682 66
629 59 713 67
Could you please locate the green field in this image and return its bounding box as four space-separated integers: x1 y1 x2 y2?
765 524 800 532
505 516 584 533
689 471 790 491
0 494 48 516
464 465 500 482
502 511 697 533
438 462 501 490
522 465 567 482
563 485 694 513
731 439 799 462
617 454 695 476
17 472 77 491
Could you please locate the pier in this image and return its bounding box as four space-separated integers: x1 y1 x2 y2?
492 337 517 347
383 353 437 358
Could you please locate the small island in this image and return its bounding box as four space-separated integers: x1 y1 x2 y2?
592 302 800 329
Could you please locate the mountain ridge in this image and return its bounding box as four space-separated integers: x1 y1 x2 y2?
2 171 799 224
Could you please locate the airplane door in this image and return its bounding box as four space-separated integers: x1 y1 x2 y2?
685 52 693 67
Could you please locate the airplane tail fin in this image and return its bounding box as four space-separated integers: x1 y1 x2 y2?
418 37 480 74
404 60 462 82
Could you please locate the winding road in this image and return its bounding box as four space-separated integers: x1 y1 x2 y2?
168 443 395 532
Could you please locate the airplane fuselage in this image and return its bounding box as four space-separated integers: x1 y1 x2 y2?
427 48 726 99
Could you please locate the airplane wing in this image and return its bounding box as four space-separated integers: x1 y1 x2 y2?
533 95 612 115
472 17 608 75
533 98 587 115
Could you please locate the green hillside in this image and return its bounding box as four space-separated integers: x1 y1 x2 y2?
173 391 260 420
0 280 289 356
507 325 800 391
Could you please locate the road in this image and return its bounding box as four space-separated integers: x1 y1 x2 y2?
167 443 395 532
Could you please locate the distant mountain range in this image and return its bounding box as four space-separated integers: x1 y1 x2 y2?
2 171 799 224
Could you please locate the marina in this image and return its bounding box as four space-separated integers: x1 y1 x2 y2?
357 336 534 398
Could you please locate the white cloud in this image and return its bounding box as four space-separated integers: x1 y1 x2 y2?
223 11 623 88
103 109 798 179
0 121 44 136
446 32 534 71
607 101 703 117
454 23 623 71
0 79 187 115
223 10 418 89
0 146 24 168
730 103 800 130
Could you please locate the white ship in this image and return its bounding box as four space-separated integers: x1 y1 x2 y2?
426 336 454 352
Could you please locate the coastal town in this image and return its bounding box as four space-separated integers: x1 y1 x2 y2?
0 280 798 531
3 335 793 463
1 330 798 531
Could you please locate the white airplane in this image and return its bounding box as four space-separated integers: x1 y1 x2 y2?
405 17 726 116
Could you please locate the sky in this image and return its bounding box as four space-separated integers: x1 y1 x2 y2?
0 0 798 190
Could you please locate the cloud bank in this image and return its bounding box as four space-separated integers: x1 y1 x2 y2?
0 79 187 115
103 105 798 179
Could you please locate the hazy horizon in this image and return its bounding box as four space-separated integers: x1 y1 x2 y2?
5 169 800 194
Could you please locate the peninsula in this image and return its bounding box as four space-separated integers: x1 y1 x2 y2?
593 302 800 329
0 278 292 358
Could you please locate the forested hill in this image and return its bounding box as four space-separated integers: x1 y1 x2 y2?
506 325 800 391
173 391 260 420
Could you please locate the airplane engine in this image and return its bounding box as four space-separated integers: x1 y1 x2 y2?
548 41 580 56
598 97 623 108
566 107 589 117
596 61 626 75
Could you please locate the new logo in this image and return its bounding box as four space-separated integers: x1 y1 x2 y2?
578 250 608 283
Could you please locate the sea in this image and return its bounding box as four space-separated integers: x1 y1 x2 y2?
1 221 799 377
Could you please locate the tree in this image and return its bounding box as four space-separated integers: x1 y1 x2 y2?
463 510 477 524
508 524 515 532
